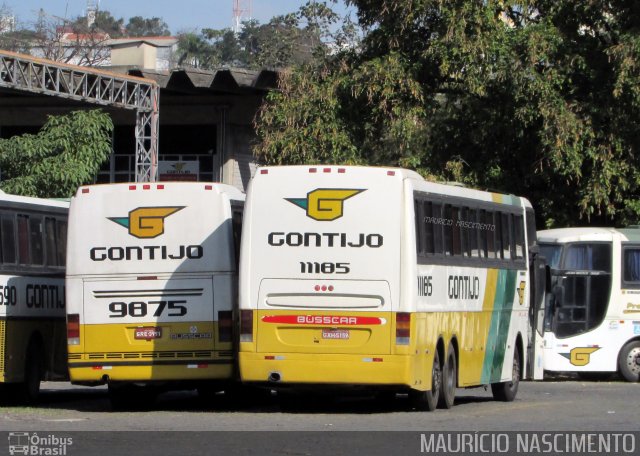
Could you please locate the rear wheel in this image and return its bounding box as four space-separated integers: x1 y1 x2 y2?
410 348 440 411
438 343 456 409
618 340 640 382
492 345 521 401
16 339 43 405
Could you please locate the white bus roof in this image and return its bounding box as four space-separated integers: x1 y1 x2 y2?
255 165 530 208
538 227 632 243
0 189 69 210
74 181 244 201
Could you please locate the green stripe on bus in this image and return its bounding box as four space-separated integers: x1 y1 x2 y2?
481 269 517 383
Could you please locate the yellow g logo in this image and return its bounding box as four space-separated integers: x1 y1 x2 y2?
109 206 184 238
560 347 600 366
286 189 365 221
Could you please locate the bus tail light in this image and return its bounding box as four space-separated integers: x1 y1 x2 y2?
240 310 253 343
218 310 232 342
395 312 410 345
67 314 80 345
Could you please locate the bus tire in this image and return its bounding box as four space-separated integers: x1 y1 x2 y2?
618 340 640 382
492 345 521 401
17 339 43 405
438 343 456 409
410 349 440 412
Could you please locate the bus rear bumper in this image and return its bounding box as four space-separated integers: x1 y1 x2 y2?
239 352 413 387
68 361 233 383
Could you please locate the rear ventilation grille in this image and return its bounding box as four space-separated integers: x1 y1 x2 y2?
85 351 214 360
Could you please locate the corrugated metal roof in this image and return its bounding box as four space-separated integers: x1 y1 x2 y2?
125 67 279 93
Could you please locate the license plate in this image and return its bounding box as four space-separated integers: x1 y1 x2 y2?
322 329 349 340
134 327 162 340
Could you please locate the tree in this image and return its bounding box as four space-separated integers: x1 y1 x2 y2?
125 16 170 37
0 110 113 198
254 0 640 228
176 1 340 70
29 9 112 66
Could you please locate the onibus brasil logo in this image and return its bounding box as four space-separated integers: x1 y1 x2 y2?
109 206 185 239
285 189 365 221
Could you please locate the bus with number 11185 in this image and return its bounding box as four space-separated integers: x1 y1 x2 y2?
239 165 546 410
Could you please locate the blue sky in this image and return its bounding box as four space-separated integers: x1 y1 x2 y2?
2 0 349 34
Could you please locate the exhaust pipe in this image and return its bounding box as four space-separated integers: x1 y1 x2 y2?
268 372 281 382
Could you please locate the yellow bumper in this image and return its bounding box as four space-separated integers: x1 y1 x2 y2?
68 360 233 383
239 351 413 387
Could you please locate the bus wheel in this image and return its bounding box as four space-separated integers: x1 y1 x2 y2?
17 339 43 405
618 340 640 382
438 343 456 409
410 349 441 411
492 345 521 401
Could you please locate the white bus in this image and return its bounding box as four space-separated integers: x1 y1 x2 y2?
0 191 68 404
538 227 640 382
239 165 545 410
66 182 244 406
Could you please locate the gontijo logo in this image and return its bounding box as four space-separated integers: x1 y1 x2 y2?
109 206 184 239
286 189 365 221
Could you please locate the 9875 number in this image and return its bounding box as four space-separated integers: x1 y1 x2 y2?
108 300 187 318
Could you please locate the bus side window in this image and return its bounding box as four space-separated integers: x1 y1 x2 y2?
414 199 423 256
468 208 480 258
443 204 453 256
17 214 30 265
514 214 524 259
623 247 640 287
501 213 512 260
29 216 44 266
45 217 58 267
423 201 435 255
485 210 496 259
56 220 67 267
460 207 469 257
452 206 462 256
432 203 443 255
1 214 16 264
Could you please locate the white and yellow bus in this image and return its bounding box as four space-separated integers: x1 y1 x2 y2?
538 227 640 382
0 191 68 404
239 165 545 410
66 182 244 405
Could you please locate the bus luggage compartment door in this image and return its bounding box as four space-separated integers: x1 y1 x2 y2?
255 279 393 355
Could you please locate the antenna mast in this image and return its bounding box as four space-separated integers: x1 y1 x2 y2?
232 0 252 34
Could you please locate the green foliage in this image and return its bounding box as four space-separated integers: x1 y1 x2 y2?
0 110 113 198
176 1 342 70
125 16 171 37
254 0 640 228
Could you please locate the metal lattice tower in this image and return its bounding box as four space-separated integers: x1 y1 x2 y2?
232 0 252 34
0 50 160 182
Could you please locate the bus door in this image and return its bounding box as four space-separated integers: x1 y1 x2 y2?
527 249 547 380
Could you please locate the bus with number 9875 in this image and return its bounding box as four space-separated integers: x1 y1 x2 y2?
65 182 244 407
